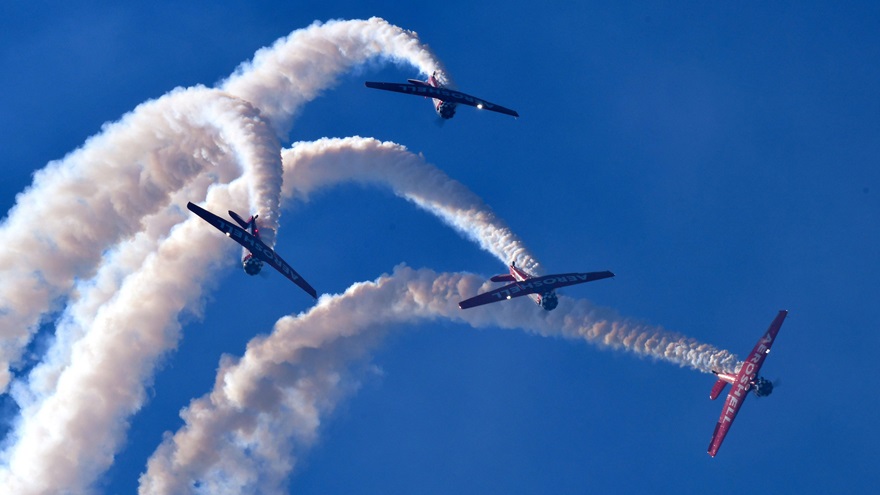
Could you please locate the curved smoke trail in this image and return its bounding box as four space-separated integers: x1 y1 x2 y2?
0 17 447 494
139 264 738 494
0 16 740 495
0 17 444 396
0 181 251 495
137 138 737 494
221 17 444 137
0 88 280 394
0 132 534 495
280 137 540 273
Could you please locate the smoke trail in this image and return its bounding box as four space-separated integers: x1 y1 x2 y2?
137 138 735 494
0 181 250 495
0 88 280 394
139 265 738 494
221 17 444 137
0 16 442 393
280 136 539 273
0 16 740 494
1 18 449 493
9 182 224 411
1 130 536 495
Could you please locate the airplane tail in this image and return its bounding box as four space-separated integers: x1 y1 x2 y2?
490 274 515 282
228 210 257 231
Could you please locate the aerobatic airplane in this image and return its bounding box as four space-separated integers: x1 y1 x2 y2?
458 262 614 311
187 202 317 300
707 310 788 457
364 71 519 119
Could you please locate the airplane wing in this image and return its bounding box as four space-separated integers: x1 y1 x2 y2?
747 310 788 373
708 392 747 457
459 271 614 309
364 81 519 117
187 202 318 299
187 201 250 242
253 246 318 299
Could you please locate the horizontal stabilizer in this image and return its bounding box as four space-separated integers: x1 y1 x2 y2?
709 379 728 400
228 210 252 230
490 274 515 282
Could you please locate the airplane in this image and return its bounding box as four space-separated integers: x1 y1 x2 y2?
364 71 519 119
458 261 614 311
186 201 317 300
707 309 788 457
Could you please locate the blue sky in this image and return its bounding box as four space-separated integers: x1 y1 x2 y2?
2 1 879 494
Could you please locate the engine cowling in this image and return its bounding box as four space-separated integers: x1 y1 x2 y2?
540 291 558 311
436 100 457 119
752 376 773 397
242 254 263 275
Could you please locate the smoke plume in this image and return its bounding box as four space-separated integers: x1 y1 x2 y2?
0 17 447 494
0 88 279 394
137 137 736 493
221 17 444 137
0 16 739 495
138 265 737 494
280 136 540 273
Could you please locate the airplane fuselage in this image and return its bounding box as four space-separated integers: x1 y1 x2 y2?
222 209 265 276
707 310 786 457
201 211 270 277
238 217 263 276
187 202 316 299
407 74 457 119
509 264 559 311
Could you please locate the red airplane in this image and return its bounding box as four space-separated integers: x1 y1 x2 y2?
707 310 788 457
187 202 317 299
365 71 519 119
458 261 614 311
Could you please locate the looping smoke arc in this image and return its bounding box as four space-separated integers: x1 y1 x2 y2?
139 135 733 493
0 88 280 395
280 137 540 273
0 17 738 495
139 260 737 494
0 16 442 397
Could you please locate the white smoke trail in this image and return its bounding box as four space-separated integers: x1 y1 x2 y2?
0 181 249 495
0 88 280 394
0 18 450 493
0 15 740 495
280 136 540 273
137 138 736 493
221 17 444 137
0 16 442 394
9 180 223 411
139 265 738 494
2 130 535 495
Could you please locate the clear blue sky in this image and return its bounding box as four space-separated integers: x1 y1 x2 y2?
2 1 878 493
